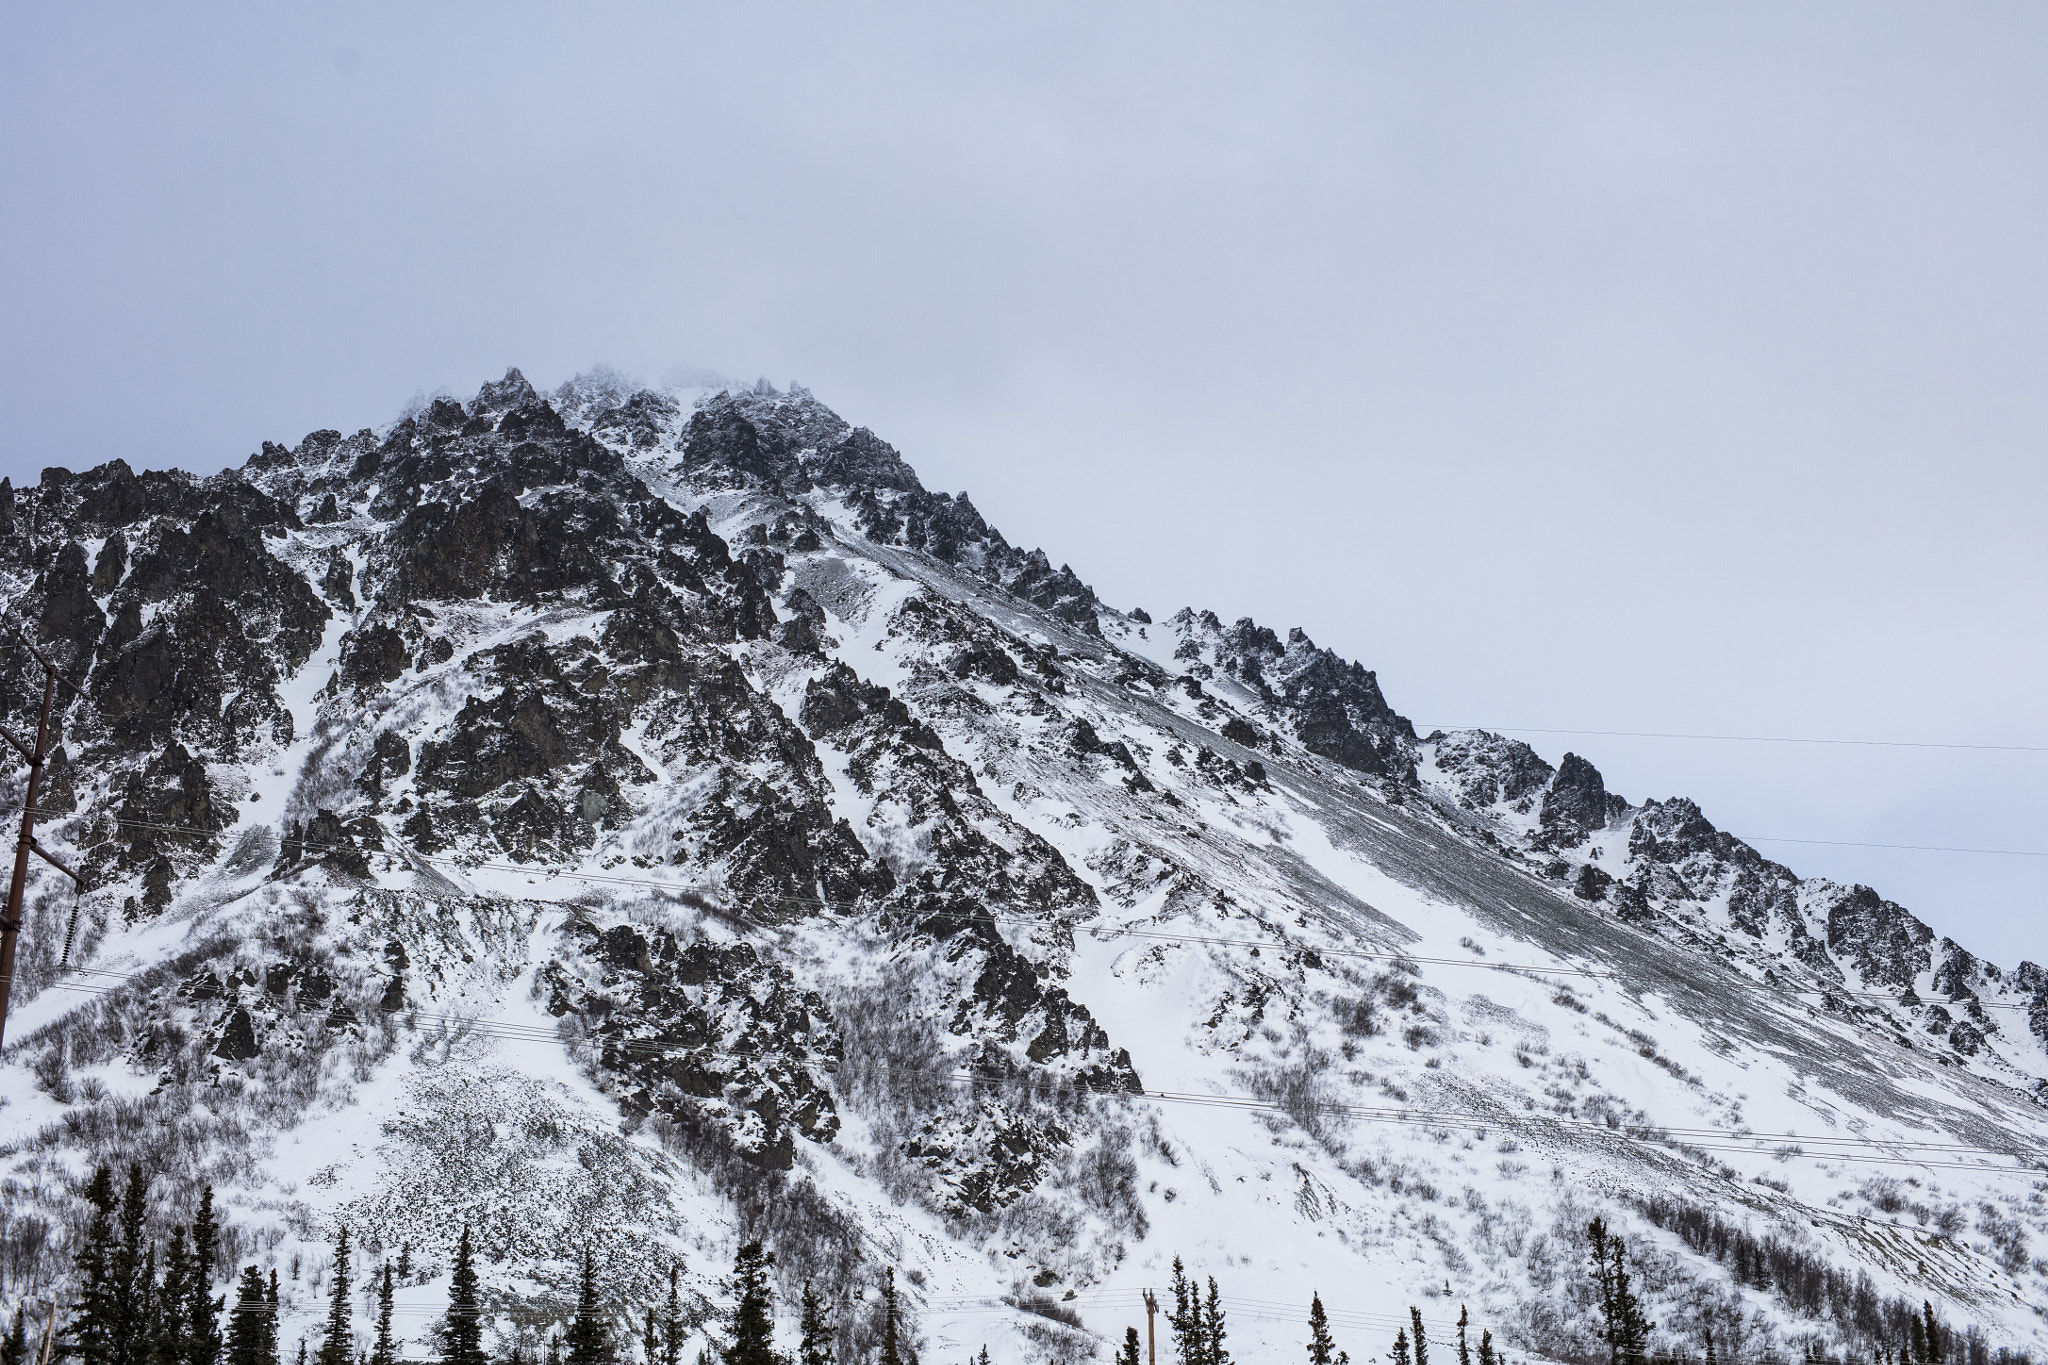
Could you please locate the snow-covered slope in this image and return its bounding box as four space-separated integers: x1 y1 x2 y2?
1 371 2043 1365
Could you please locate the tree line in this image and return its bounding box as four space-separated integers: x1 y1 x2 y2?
1632 1196 2034 1365
3 1170 2030 1365
1 1167 902 1365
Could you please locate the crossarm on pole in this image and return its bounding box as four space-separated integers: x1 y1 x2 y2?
30 840 84 889
0 727 32 765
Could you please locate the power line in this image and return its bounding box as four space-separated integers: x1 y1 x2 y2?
29 812 2045 1016
1751 836 2048 860
42 973 2048 1175
1423 725 2048 755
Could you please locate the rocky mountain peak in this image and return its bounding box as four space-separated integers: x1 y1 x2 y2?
3 368 2045 1365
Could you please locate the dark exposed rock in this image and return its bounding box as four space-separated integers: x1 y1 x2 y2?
93 742 228 907
776 587 828 656
91 531 128 593
1428 731 1553 810
1824 885 1934 991
212 1005 259 1061
1173 613 1415 778
542 919 842 1169
1538 753 1614 845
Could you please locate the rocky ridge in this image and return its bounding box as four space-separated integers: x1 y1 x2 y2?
0 370 2043 1365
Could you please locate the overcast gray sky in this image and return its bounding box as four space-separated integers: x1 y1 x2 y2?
5 3 2045 964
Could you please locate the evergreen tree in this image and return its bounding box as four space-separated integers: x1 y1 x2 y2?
975 1351 989 1365
69 1165 121 1365
109 1165 153 1365
1585 1220 1652 1365
662 1266 684 1365
1392 1327 1411 1365
1702 1330 1715 1365
797 1283 831 1365
1409 1309 1429 1365
564 1248 612 1365
1306 1294 1337 1365
397 1249 412 1284
316 1229 352 1365
1921 1303 1942 1365
1119 1327 1142 1365
4 1307 27 1365
225 1269 269 1365
1477 1332 1495 1365
876 1269 901 1365
370 1266 395 1365
1167 1260 1202 1365
1455 1308 1470 1365
721 1243 774 1365
545 1336 560 1365
138 1247 161 1365
156 1229 194 1365
1202 1280 1228 1365
264 1276 280 1365
442 1228 485 1365
189 1189 222 1365
641 1312 656 1365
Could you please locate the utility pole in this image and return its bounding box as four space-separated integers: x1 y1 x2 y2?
35 1295 59 1365
0 625 88 1049
1143 1289 1158 1365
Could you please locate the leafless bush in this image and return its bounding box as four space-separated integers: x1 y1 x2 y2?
1008 1293 1085 1329
1244 1043 1340 1142
1979 1203 2031 1274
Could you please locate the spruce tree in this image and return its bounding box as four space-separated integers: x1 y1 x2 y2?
3 1307 26 1365
1587 1219 1655 1365
662 1266 683 1365
1409 1308 1429 1365
1119 1326 1142 1365
1392 1327 1411 1365
189 1189 222 1365
1702 1330 1715 1365
564 1248 612 1365
264 1275 280 1365
157 1229 194 1365
1476 1332 1494 1365
316 1228 352 1365
797 1283 831 1365
1455 1308 1470 1365
110 1165 153 1365
1167 1260 1202 1365
397 1248 412 1284
370 1266 395 1365
69 1165 121 1365
225 1269 269 1365
721 1243 774 1365
1921 1303 1943 1365
1202 1280 1228 1365
442 1227 485 1365
876 1269 901 1365
641 1311 656 1365
1306 1294 1337 1365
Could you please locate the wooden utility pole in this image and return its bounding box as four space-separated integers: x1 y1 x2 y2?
1143 1289 1159 1365
0 626 88 1049
35 1295 59 1365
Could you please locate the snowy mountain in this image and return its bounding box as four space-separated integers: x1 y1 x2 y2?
1 369 2044 1365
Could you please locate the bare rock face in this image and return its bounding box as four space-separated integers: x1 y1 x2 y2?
10 366 2047 1355
541 917 843 1170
